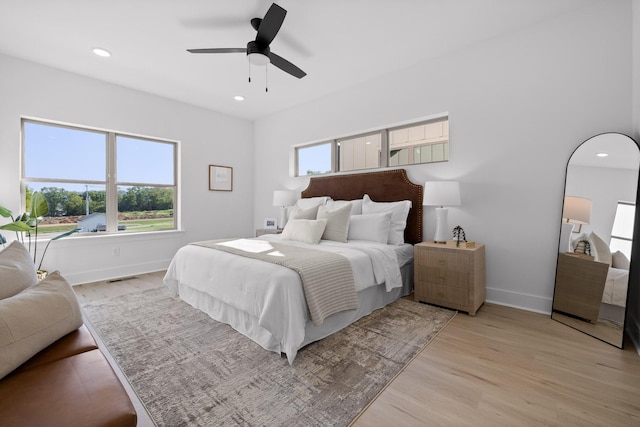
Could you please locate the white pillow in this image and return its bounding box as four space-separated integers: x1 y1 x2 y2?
611 251 630 270
362 194 411 245
0 271 83 379
281 219 328 244
289 205 319 220
325 199 363 215
348 212 392 244
0 241 38 300
317 204 352 243
589 232 612 266
295 196 329 210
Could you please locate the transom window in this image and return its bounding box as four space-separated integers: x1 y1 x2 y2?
294 115 448 176
22 119 177 235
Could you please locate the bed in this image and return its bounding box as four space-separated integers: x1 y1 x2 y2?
164 169 423 364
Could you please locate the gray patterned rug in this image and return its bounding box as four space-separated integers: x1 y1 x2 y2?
82 286 455 427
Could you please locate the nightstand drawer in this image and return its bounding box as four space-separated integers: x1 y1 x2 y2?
414 281 469 307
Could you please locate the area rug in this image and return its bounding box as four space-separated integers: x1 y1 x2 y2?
82 286 456 427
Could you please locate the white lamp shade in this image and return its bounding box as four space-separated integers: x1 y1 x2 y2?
562 196 591 224
272 190 296 207
423 181 461 207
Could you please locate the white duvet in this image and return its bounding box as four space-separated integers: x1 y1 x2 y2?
602 267 629 307
163 235 408 363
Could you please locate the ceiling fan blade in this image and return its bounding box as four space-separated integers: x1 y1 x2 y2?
269 52 306 79
255 3 286 46
187 48 247 54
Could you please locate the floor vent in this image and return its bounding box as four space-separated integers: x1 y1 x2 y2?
107 276 138 283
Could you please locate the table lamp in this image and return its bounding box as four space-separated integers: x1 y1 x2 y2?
423 181 461 243
272 190 296 228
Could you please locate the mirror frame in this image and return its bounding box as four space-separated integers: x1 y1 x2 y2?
552 132 640 348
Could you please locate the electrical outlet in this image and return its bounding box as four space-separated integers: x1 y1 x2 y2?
112 247 120 256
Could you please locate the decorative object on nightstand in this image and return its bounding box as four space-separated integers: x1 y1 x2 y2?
559 196 591 253
452 225 466 247
272 190 296 229
423 181 461 243
414 241 485 316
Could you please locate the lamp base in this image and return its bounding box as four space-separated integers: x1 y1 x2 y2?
433 207 449 244
278 206 288 229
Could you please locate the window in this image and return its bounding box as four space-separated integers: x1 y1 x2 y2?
610 201 635 259
338 132 382 172
389 118 449 166
296 142 333 176
22 119 177 235
294 115 448 176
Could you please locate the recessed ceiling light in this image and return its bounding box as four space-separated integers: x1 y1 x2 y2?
596 152 609 157
92 48 111 57
234 95 245 101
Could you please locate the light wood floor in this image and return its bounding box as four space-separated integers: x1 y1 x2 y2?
75 272 640 426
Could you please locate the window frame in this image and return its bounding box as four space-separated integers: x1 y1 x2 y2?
293 114 448 177
21 117 179 235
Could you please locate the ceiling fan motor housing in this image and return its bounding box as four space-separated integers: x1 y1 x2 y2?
247 41 271 65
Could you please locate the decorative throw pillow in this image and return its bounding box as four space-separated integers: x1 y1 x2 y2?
589 232 612 266
295 196 329 210
317 204 352 243
348 212 392 243
0 271 83 379
611 250 630 270
361 194 411 245
0 241 38 300
281 219 328 244
289 205 319 221
325 199 362 215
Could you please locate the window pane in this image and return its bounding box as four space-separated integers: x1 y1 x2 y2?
338 133 381 172
610 238 632 260
117 186 175 233
25 183 106 235
388 117 449 166
24 121 106 181
117 136 175 185
297 143 332 176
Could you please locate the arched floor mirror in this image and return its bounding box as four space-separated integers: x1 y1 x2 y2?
552 133 640 348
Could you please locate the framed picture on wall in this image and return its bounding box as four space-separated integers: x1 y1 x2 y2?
209 165 233 191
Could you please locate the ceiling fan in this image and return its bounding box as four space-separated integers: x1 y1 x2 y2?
187 3 306 80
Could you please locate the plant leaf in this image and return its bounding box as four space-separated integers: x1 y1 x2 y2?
0 221 33 232
0 206 12 218
29 192 49 218
51 228 81 240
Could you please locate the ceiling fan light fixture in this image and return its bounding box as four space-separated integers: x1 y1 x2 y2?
248 52 270 66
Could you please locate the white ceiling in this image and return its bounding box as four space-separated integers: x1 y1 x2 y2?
0 0 600 121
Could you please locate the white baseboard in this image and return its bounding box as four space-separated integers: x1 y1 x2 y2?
66 259 172 286
485 286 552 315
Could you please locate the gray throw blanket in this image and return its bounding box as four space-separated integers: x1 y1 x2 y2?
191 239 358 325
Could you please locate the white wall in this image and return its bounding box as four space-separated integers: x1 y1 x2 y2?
0 54 254 284
253 1 633 314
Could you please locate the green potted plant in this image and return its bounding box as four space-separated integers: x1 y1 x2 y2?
1 191 78 277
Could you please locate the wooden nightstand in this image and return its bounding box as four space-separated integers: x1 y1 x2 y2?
552 253 608 323
414 241 486 316
255 228 282 237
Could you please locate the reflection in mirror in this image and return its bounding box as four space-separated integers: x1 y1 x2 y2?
552 133 640 348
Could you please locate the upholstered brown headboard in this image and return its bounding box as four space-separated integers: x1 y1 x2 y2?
301 169 423 244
